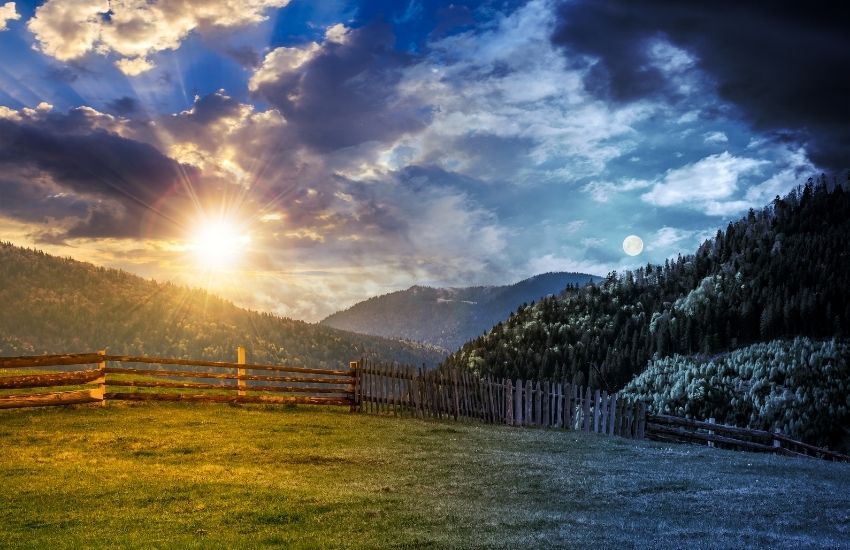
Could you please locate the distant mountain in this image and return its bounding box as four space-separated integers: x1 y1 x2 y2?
0 243 444 368
321 272 601 351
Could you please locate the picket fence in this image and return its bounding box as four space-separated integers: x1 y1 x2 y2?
356 361 646 439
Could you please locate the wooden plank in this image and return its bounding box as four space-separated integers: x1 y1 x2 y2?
564 383 573 430
599 391 608 434
0 389 101 409
607 393 617 435
105 392 351 406
513 380 522 426
104 380 353 393
237 346 247 397
488 376 496 423
505 379 513 426
592 389 601 433
103 355 352 376
353 361 362 413
637 402 646 439
582 386 591 432
451 368 460 421
0 369 102 389
103 367 351 385
0 353 103 369
553 383 560 428
645 422 778 452
541 381 550 428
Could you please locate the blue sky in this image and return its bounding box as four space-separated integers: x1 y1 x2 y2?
0 0 846 320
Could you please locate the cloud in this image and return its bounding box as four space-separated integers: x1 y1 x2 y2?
249 22 430 152
0 105 201 239
703 131 728 145
583 178 651 202
28 0 290 75
0 1 19 31
378 0 654 184
647 226 713 253
641 152 767 213
551 0 850 170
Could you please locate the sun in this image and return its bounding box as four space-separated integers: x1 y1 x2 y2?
189 219 250 271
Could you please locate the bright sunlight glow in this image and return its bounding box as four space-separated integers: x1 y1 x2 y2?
189 219 250 271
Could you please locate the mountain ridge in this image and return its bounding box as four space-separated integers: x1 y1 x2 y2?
0 242 445 368
321 272 602 351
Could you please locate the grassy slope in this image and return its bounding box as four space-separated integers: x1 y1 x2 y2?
1 404 849 549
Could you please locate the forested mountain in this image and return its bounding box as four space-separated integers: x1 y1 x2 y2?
0 243 444 368
321 272 600 351
445 176 850 391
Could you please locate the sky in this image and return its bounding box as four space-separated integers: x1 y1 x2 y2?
0 0 847 322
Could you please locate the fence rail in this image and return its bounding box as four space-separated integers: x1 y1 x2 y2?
646 414 850 462
0 349 355 410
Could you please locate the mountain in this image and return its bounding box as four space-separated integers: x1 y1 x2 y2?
320 272 601 351
445 176 850 390
0 243 444 368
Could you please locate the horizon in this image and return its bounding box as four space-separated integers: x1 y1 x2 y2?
1 0 848 322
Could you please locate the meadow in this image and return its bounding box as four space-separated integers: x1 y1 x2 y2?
1 403 849 548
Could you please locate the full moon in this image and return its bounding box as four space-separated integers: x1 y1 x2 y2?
623 235 644 256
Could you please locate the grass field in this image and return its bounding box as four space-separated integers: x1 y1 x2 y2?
1 403 849 549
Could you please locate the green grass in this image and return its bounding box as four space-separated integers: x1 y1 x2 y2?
1 403 849 549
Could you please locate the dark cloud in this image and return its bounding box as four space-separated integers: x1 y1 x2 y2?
224 45 261 68
0 116 199 238
106 96 140 116
251 22 432 152
551 0 850 170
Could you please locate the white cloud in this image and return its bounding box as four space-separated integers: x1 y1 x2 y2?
641 152 768 210
583 178 652 202
0 1 19 31
703 131 729 144
647 226 713 252
28 0 290 75
388 0 653 182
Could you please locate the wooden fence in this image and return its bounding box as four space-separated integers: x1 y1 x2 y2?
0 350 355 409
358 362 647 439
8 352 845 462
646 414 850 462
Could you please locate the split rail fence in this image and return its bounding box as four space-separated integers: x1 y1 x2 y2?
646 414 850 462
0 350 355 409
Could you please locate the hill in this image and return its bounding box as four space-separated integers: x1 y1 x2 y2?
321 272 600 351
445 176 850 390
0 243 444 368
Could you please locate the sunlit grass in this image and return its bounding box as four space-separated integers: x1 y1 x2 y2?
1 403 849 548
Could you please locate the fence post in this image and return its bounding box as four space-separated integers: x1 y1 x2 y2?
582 386 591 432
506 379 514 426
600 391 608 434
773 427 782 453
637 402 646 439
350 361 359 413
97 349 107 406
593 389 601 433
708 417 715 448
514 380 523 426
237 346 246 396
